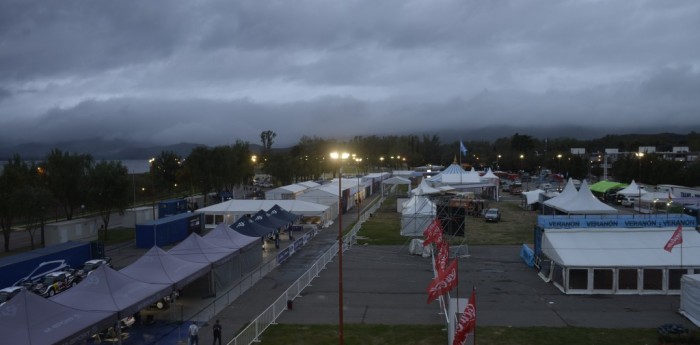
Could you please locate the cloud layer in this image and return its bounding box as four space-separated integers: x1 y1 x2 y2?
1 0 699 147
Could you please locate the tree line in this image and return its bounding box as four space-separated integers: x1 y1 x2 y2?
2 131 699 252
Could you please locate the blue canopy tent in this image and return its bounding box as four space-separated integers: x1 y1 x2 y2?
229 217 276 238
268 204 302 223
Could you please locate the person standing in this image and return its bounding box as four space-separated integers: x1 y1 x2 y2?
188 321 199 345
212 319 222 345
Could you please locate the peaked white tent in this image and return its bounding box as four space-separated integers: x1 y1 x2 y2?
400 195 436 236
549 180 618 214
617 180 647 197
412 179 442 196
543 178 578 209
427 163 481 184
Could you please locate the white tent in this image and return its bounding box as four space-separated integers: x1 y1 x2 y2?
481 168 499 180
264 184 309 200
617 180 647 197
546 180 618 215
680 274 700 327
197 199 330 228
522 189 544 205
558 180 618 214
427 163 481 184
381 176 412 195
412 179 443 196
400 195 436 236
543 178 578 209
540 227 699 294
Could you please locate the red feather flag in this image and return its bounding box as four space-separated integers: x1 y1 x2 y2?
423 219 443 246
427 259 458 304
435 239 449 273
453 288 476 345
664 224 683 253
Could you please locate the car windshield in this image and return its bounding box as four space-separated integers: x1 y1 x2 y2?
82 262 99 272
41 276 57 285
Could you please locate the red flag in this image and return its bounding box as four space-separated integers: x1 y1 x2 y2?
423 219 443 246
427 259 458 304
453 288 476 345
664 224 683 252
435 240 449 273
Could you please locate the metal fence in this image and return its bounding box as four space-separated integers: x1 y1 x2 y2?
227 197 384 345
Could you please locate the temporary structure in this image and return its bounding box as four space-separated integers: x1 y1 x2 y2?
680 274 700 327
400 194 436 236
540 227 699 294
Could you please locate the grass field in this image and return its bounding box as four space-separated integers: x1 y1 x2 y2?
356 195 536 246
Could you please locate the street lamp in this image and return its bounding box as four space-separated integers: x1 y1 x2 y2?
636 152 644 214
329 151 349 345
556 154 562 174
497 154 501 170
519 154 524 171
355 158 363 222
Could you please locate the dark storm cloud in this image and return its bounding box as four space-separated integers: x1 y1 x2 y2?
0 1 191 81
0 0 699 148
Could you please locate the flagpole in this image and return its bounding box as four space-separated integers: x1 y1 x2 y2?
473 286 477 345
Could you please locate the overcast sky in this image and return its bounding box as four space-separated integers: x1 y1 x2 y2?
1 0 699 147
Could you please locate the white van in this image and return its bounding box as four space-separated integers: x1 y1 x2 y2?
621 195 637 207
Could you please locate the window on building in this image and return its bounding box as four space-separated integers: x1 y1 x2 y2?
618 269 638 290
569 269 588 290
593 269 613 290
643 269 663 290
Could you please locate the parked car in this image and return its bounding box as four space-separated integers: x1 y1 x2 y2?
75 257 112 280
621 195 638 207
30 270 79 297
484 208 501 222
14 259 70 287
0 286 25 306
604 188 624 203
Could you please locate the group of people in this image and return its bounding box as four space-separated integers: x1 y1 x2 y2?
188 319 222 345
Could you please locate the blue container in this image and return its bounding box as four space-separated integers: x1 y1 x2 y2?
136 212 203 248
0 241 92 288
158 198 188 219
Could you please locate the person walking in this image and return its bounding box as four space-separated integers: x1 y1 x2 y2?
212 319 222 345
188 321 199 345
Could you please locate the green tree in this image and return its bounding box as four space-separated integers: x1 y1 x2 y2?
15 161 53 249
184 146 216 206
0 155 31 252
45 149 93 220
88 161 130 241
150 151 183 194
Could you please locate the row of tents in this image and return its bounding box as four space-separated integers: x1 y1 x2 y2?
0 206 302 345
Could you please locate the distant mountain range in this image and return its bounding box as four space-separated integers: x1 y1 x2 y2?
0 139 223 160
1 124 699 160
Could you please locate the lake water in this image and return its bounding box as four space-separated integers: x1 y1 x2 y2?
0 159 152 174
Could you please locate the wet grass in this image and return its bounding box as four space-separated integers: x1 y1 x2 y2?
357 195 536 246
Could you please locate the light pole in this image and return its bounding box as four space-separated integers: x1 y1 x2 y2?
636 152 644 214
557 154 562 174
519 154 524 172
355 158 363 221
330 151 349 345
148 157 156 219
497 154 501 170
